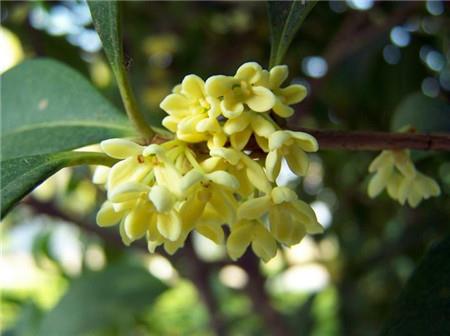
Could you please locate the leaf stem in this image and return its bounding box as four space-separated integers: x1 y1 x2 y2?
114 66 155 140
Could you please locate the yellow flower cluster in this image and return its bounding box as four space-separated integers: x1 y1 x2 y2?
368 150 440 207
94 62 322 262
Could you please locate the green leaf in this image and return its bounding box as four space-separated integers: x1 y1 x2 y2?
1 59 134 160
88 1 154 138
37 263 168 336
382 235 450 335
391 92 450 133
268 0 318 67
87 1 123 74
1 151 116 218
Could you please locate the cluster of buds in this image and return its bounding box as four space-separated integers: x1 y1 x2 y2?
93 62 323 262
367 149 441 207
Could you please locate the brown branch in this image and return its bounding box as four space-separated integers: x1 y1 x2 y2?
281 128 450 151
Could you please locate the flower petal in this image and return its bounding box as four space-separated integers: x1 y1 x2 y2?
149 185 175 213
271 186 298 204
272 99 294 118
157 211 182 241
269 65 288 88
224 114 251 135
252 224 277 262
238 196 271 219
269 207 305 246
226 221 253 260
288 131 319 152
101 139 145 159
285 146 309 176
230 128 252 151
207 171 240 190
278 84 307 104
124 204 151 240
181 74 205 99
368 151 394 173
235 62 262 83
210 147 241 165
246 86 275 112
205 75 234 98
96 201 123 227
109 182 149 203
251 114 276 137
265 150 281 182
92 166 110 185
159 93 190 116
368 166 393 198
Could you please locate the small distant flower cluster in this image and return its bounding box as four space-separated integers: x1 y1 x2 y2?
367 149 440 207
93 62 323 262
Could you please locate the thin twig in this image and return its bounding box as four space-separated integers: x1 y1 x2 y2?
289 128 450 151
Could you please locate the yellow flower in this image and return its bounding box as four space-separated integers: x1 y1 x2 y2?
223 109 276 151
160 74 222 144
205 62 275 118
265 130 319 181
180 168 240 225
397 173 441 207
203 147 271 196
259 65 307 118
367 150 415 199
368 150 440 207
100 139 153 193
226 219 277 262
238 187 323 246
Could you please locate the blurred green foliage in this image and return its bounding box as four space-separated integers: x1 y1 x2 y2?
1 1 449 336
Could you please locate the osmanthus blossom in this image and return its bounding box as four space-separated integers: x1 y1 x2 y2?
368 149 440 207
94 62 322 262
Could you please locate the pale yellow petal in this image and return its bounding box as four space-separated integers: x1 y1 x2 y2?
235 62 262 83
265 150 281 182
368 166 393 198
197 222 224 244
181 74 205 99
101 139 145 159
96 201 123 227
251 114 276 137
109 182 149 203
291 200 323 234
272 99 294 118
288 131 319 152
221 96 244 119
149 185 175 213
160 93 189 115
271 186 298 204
242 156 271 193
238 196 271 219
224 114 251 135
226 222 253 260
206 171 240 190
157 211 182 241
252 224 277 262
269 207 305 246
180 169 204 193
368 151 394 173
255 135 269 152
269 65 288 88
210 147 241 165
278 84 307 104
124 205 151 240
246 86 275 112
205 75 234 97
285 146 309 176
92 166 110 185
230 128 252 151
